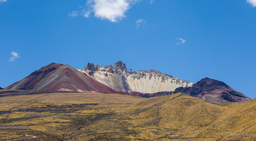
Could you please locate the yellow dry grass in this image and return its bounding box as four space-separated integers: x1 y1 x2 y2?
0 91 255 141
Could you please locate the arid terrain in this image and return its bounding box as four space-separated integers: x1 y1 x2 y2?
2 0 256 140
1 61 254 141
0 89 255 141
5 62 250 103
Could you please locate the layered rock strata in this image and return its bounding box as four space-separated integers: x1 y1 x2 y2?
6 63 116 93
78 61 194 93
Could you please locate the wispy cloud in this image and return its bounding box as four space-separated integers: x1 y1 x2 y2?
82 10 91 18
136 19 146 29
71 0 138 22
177 38 186 45
68 11 79 17
9 51 20 62
0 0 6 3
150 0 154 4
247 0 256 7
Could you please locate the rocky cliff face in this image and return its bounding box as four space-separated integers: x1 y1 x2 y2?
79 61 194 93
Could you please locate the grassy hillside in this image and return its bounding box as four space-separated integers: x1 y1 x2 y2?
0 91 255 141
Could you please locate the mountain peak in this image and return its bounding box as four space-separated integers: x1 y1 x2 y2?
81 61 193 94
114 61 127 72
30 63 63 76
85 63 99 71
198 77 229 88
45 62 63 68
6 63 116 93
174 77 250 103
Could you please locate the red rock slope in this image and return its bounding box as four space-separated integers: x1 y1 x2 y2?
5 63 116 93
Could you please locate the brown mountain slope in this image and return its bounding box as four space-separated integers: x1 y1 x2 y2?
5 63 117 93
173 77 250 103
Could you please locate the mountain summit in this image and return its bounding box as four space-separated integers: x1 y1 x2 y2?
173 77 250 103
80 61 194 93
6 63 116 93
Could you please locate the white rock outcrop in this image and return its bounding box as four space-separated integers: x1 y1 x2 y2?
78 61 194 93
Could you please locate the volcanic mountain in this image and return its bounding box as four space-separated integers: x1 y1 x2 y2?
79 61 194 93
5 61 250 103
173 77 250 103
79 61 249 103
5 63 116 93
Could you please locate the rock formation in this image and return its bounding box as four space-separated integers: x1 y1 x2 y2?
79 61 194 93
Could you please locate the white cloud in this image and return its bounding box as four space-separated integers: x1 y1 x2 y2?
84 11 91 18
81 9 91 18
177 38 186 45
0 0 7 2
68 11 79 17
91 0 134 22
247 0 256 7
9 51 20 62
150 0 154 4
73 0 137 22
136 19 146 28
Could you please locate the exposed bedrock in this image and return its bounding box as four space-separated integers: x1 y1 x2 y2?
79 61 194 93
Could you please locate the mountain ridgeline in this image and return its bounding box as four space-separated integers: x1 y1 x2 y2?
79 61 194 93
5 61 250 103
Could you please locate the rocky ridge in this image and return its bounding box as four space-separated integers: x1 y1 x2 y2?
78 61 194 93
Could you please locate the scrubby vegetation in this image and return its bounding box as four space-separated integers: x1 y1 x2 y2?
0 91 255 140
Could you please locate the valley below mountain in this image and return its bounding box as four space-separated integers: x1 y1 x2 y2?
0 90 255 141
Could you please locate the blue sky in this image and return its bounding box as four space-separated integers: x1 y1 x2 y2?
0 0 256 98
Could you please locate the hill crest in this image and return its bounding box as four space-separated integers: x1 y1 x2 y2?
5 63 117 93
